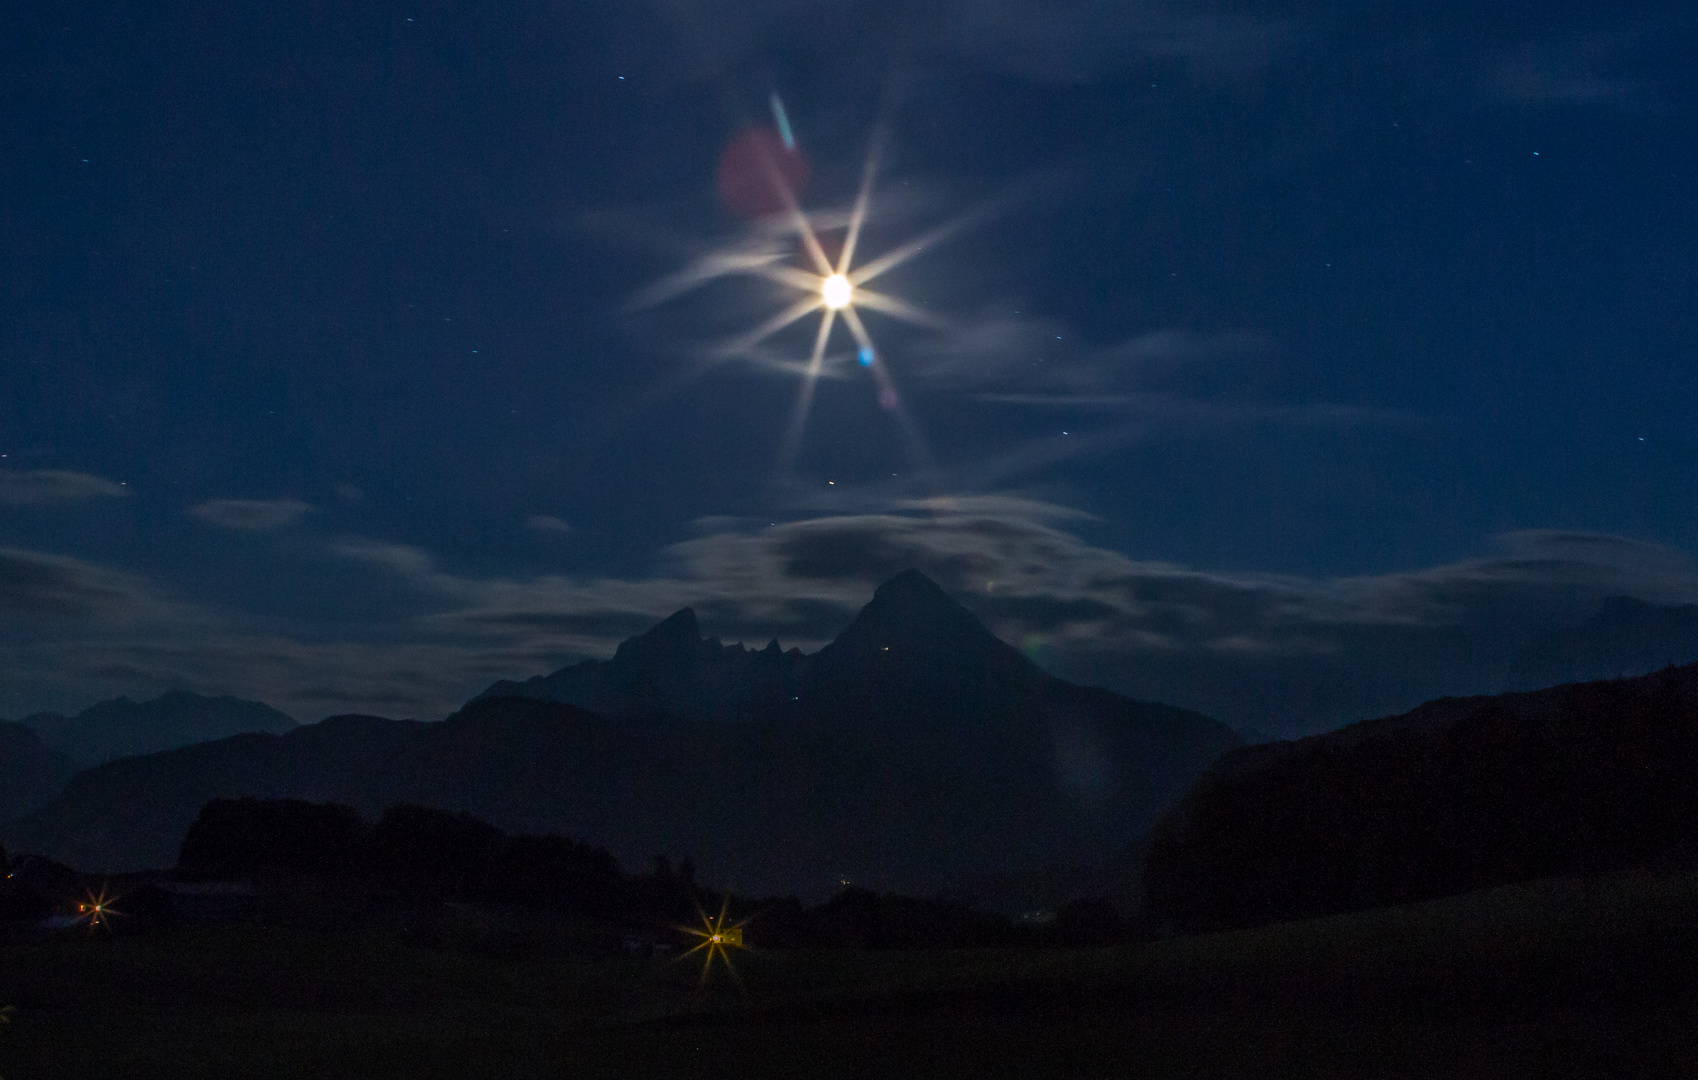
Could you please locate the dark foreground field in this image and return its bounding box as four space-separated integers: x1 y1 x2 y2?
3 869 1697 1079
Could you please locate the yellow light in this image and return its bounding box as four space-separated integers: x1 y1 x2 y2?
821 273 852 309
676 896 752 986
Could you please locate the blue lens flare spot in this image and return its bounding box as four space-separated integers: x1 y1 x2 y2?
858 346 875 366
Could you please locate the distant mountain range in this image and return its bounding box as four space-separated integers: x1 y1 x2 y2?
18 689 298 766
1 571 1242 895
0 722 76 824
1056 594 1698 738
479 606 806 723
1508 596 1698 690
1144 659 1698 932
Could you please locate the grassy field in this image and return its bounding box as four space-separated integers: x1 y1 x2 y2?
3 868 1697 1078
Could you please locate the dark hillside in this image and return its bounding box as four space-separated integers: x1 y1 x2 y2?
1145 663 1698 932
0 721 76 822
1510 597 1698 690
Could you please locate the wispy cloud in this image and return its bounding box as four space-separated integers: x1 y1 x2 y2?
330 538 450 584
526 515 574 535
946 0 1299 81
0 470 127 504
628 0 1301 84
929 325 1270 398
190 499 317 532
0 548 156 621
1484 20 1693 110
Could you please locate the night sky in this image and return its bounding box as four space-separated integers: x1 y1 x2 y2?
4 1 1695 733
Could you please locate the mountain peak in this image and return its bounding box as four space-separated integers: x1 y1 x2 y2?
823 569 1014 667
650 606 701 642
871 568 952 604
611 607 700 662
860 569 980 628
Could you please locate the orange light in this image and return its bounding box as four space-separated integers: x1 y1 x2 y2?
676 896 751 986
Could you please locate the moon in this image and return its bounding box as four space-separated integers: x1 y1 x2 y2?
821 273 852 310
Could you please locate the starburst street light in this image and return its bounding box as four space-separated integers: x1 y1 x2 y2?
77 884 121 932
677 894 751 987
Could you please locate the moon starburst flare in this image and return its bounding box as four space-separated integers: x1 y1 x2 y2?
821 273 852 310
629 124 991 479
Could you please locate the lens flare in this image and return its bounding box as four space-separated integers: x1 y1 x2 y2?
78 884 122 932
677 895 752 987
627 114 1000 480
821 273 852 309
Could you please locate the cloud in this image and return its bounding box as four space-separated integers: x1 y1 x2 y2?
946 0 1297 81
190 499 317 532
917 319 1308 408
0 548 153 620
928 325 1271 398
908 309 1075 389
619 0 1300 90
330 538 445 582
404 505 1698 734
526 515 574 534
1483 22 1688 110
423 500 1698 659
0 469 127 504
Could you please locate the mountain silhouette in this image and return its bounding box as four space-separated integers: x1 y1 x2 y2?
483 569 1086 731
1507 596 1698 690
0 721 76 823
3 571 1241 894
800 569 1034 723
20 690 298 766
1144 660 1698 932
480 606 806 723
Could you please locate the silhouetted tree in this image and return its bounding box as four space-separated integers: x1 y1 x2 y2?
0 878 47 924
1146 667 1698 932
364 805 506 900
178 798 367 880
1051 897 1128 946
800 887 1015 948
492 832 628 919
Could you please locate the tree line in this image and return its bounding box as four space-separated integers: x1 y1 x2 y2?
1144 669 1698 933
164 797 1131 947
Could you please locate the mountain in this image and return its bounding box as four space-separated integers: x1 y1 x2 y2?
1046 593 1698 740
2 571 1242 893
20 690 298 766
1144 661 1698 933
479 606 807 722
0 721 77 823
1507 596 1698 690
